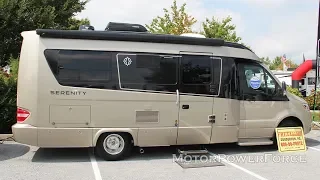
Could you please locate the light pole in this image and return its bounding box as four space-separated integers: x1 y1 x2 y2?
313 0 320 116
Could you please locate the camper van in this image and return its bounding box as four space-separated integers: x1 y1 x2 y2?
12 22 312 161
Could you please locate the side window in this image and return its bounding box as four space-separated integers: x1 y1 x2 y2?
44 49 59 76
238 62 284 101
219 57 238 99
57 50 112 88
180 55 220 95
44 49 115 89
117 53 178 92
308 77 315 85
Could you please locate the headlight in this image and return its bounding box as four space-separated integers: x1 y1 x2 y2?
302 103 310 111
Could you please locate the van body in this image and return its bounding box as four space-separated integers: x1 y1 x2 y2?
12 28 312 160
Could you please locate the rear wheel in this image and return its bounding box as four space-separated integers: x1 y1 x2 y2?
95 132 132 161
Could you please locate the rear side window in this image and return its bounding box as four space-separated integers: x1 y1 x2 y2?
44 49 59 76
44 49 114 89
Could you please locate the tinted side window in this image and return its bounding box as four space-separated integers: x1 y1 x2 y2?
44 49 119 89
117 53 178 92
180 55 220 95
58 50 112 88
44 49 59 76
219 57 238 99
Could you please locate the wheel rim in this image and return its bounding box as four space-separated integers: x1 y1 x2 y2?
103 134 125 155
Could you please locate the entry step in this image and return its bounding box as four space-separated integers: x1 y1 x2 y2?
238 138 273 146
178 149 209 156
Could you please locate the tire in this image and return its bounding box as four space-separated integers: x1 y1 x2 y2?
272 120 301 148
95 132 132 161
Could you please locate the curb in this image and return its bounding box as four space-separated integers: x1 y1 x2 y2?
312 121 320 130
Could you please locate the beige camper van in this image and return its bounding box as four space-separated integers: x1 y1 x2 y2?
12 22 312 161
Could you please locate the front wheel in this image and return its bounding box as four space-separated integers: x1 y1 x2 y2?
272 120 301 148
95 132 132 161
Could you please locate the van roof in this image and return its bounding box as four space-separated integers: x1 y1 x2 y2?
35 29 252 52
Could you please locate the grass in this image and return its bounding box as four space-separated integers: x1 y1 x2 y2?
311 111 320 122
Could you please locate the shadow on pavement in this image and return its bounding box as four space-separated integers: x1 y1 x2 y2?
95 144 278 162
29 136 320 163
306 137 320 147
205 143 277 156
0 143 30 161
95 146 178 162
32 148 91 163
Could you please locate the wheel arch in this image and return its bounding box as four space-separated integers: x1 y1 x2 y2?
93 128 137 147
276 116 304 128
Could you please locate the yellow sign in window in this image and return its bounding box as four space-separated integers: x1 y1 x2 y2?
275 127 307 153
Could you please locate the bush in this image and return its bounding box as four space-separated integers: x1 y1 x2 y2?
0 57 18 134
286 86 303 98
304 89 320 110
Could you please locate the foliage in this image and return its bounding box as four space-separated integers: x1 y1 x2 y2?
260 57 272 67
0 0 90 66
67 17 91 30
0 57 18 133
286 86 303 98
201 16 241 43
267 56 299 70
0 0 89 133
311 112 320 122
259 56 299 70
145 0 197 35
304 90 320 110
145 0 251 50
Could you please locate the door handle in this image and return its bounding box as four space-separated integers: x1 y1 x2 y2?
182 104 189 109
176 89 179 105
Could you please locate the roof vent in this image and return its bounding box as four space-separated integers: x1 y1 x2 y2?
105 22 148 32
180 33 206 38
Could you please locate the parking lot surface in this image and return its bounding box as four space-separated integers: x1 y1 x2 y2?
1 130 320 180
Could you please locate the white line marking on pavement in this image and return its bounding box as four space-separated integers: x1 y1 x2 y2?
89 150 102 180
308 146 320 152
208 152 268 180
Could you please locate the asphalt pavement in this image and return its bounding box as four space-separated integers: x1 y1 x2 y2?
1 130 320 180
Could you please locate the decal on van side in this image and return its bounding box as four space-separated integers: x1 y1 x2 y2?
50 91 87 95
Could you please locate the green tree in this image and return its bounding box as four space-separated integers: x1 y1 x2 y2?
0 0 90 66
0 57 18 133
67 17 91 30
268 56 299 70
269 56 282 70
201 16 241 43
145 0 197 35
260 57 272 67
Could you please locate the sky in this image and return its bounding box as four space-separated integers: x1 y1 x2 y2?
76 0 319 64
